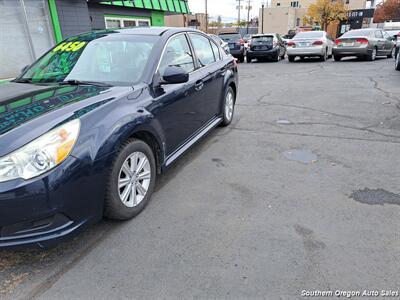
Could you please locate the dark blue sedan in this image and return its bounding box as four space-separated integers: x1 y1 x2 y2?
0 27 238 248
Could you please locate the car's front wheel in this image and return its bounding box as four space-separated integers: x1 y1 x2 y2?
395 51 400 71
220 86 235 126
104 139 156 220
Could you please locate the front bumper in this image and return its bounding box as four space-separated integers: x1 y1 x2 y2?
0 155 106 248
287 46 325 56
332 46 370 57
247 48 279 58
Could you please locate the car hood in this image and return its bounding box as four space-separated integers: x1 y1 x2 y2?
0 82 132 156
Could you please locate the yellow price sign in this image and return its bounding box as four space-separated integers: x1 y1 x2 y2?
53 41 87 53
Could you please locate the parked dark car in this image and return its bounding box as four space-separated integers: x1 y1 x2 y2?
395 40 400 71
218 32 245 62
246 33 286 62
0 27 238 248
333 28 396 61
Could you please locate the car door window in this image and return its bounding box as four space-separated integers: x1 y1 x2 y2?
375 31 383 39
159 34 195 74
188 33 216 67
210 40 221 61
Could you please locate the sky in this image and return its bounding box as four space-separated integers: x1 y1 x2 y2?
188 0 266 21
188 0 382 21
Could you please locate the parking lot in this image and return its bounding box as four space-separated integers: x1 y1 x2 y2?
1 57 399 299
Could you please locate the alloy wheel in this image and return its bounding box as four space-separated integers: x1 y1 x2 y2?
118 152 151 208
225 90 234 121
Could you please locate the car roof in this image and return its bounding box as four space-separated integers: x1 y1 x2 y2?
349 28 377 31
67 27 203 40
252 33 276 36
110 27 200 35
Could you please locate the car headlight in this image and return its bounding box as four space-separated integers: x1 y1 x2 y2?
0 119 80 182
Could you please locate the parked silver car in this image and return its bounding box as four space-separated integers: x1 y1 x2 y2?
333 28 396 61
286 31 334 62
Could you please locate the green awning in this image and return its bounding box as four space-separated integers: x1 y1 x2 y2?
100 0 190 14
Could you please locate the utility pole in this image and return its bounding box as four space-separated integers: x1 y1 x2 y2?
246 0 252 34
205 0 208 33
236 0 241 31
261 1 265 34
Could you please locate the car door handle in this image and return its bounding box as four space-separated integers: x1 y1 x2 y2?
195 80 204 91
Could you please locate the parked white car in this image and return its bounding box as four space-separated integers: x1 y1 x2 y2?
286 31 335 62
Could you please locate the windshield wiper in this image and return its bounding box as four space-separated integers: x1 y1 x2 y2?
13 78 34 84
59 80 113 87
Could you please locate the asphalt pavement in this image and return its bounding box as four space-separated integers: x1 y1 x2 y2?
1 56 399 300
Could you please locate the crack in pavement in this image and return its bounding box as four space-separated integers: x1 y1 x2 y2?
228 126 400 144
290 121 400 139
368 76 400 104
254 99 360 120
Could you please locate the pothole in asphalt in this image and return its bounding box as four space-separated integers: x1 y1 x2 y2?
282 149 318 164
350 188 400 206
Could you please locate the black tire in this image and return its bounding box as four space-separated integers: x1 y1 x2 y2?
246 56 252 63
220 86 235 127
334 55 342 61
288 56 295 62
366 47 377 61
395 51 400 71
104 139 156 220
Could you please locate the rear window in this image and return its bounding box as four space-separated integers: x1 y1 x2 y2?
342 30 373 37
294 31 323 39
219 33 241 42
252 36 274 42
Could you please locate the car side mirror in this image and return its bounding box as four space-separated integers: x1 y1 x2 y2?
161 66 189 84
21 65 30 74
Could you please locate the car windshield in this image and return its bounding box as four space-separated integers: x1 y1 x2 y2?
19 33 158 86
342 30 373 37
252 36 274 42
294 31 323 39
219 34 241 42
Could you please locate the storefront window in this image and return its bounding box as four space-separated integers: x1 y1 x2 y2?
0 0 54 79
105 17 151 29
